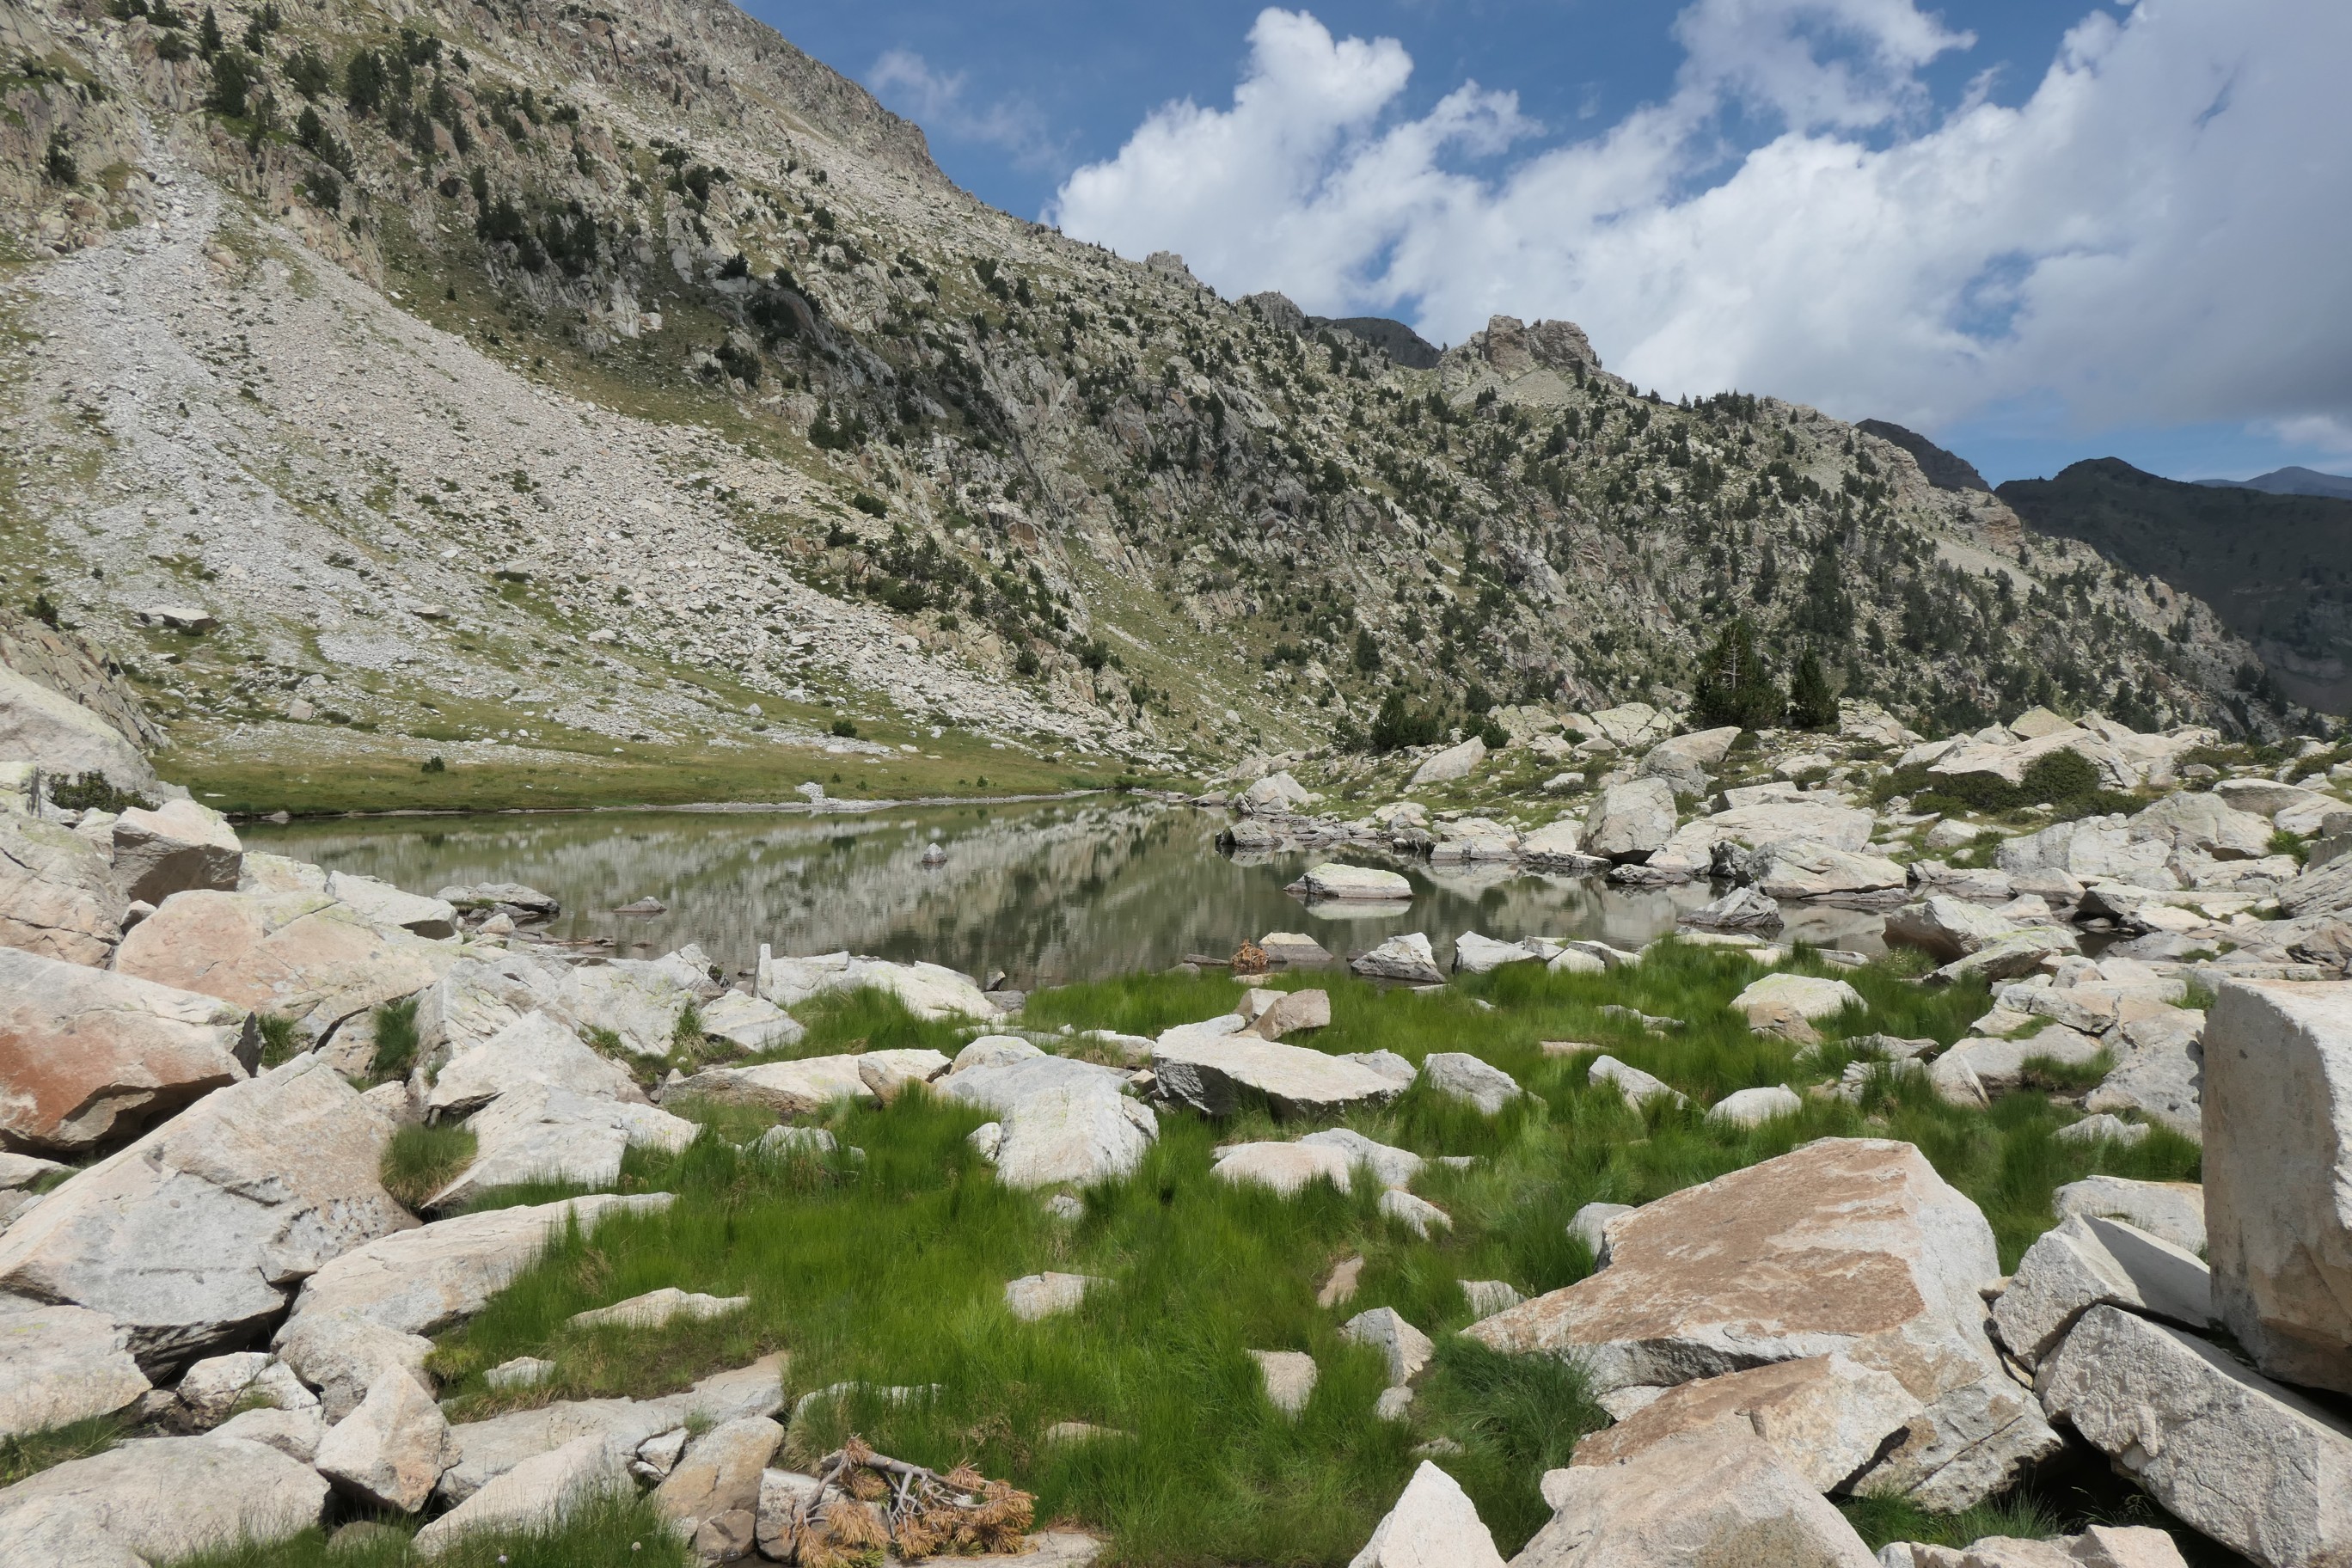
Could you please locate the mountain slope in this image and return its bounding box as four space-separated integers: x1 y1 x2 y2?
2196 466 2352 501
0 0 2295 808
1855 420 1990 493
2000 458 2352 713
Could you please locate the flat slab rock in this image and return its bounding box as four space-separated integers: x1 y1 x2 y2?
2053 1176 2205 1253
0 1301 150 1442
668 1049 951 1115
426 1083 695 1210
1154 1035 1406 1118
1463 1137 2059 1511
1289 862 1413 901
0 1433 329 1565
0 946 256 1155
1571 1351 1923 1494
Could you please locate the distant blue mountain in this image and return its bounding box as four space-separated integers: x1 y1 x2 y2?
2195 466 2352 501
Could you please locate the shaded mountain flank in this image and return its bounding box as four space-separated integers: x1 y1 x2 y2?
2000 459 2352 712
2197 466 2352 502
1856 420 1991 493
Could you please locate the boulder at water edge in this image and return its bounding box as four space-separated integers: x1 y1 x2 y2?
1351 931 1444 984
1583 778 1678 863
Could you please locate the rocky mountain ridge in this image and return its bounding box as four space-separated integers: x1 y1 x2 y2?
0 0 2302 805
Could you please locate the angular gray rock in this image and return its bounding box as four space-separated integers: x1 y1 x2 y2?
1990 1215 2212 1367
2040 1305 2352 1568
1706 1084 1803 1127
1569 1201 1634 1265
0 1434 329 1564
1297 1129 1424 1189
0 946 255 1155
413 1431 627 1558
426 1083 695 1210
1514 1422 1879 1566
1347 1461 1505 1568
283 1192 674 1338
423 1010 648 1120
1289 862 1414 902
0 813 122 966
1154 1034 1406 1118
0 1301 149 1441
1341 1307 1434 1386
2053 1177 2206 1253
313 1363 456 1512
652 1415 783 1559
1351 931 1444 984
272 1308 436 1424
666 1048 952 1116
1587 1055 1685 1110
938 1053 1157 1188
2203 979 2352 1393
0 1057 413 1369
568 1287 749 1332
174 1351 314 1429
1568 1352 1925 1494
2084 1008 2203 1138
1250 1350 1316 1416
110 800 242 906
1214 1140 1358 1195
1452 932 1543 974
1466 1139 2060 1510
1583 777 1679 863
1884 896 2030 964
1420 1052 1523 1114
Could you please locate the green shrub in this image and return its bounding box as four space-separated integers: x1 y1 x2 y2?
370 996 420 1081
830 717 859 738
381 1123 479 1211
45 771 155 812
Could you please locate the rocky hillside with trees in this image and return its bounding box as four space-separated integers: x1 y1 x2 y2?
0 0 2309 806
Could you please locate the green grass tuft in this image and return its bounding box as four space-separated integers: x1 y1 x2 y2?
369 997 420 1082
379 1123 479 1212
0 1414 126 1488
255 1013 303 1069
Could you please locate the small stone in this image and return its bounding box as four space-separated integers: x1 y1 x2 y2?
1004 1272 1103 1321
485 1357 555 1391
1342 1307 1435 1385
1250 1350 1317 1416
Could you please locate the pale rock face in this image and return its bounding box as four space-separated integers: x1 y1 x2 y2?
113 888 458 1043
1346 1460 1506 1568
952 1035 1044 1073
1583 778 1680 863
1351 931 1445 984
2214 778 2331 820
1409 736 1486 787
2084 1008 2204 1137
282 1192 674 1338
2203 979 2352 1394
938 1054 1156 1188
1732 973 1865 1026
1570 1353 1926 1494
412 950 576 1066
1297 1129 1424 1190
1516 1422 1880 1566
2129 793 2275 861
1004 1272 1102 1321
1452 932 1543 974
272 1309 436 1424
1213 1141 1357 1196
0 946 255 1155
0 663 156 795
1342 1307 1434 1386
0 1057 413 1369
652 1415 782 1553
1569 1202 1635 1265
1990 1215 2212 1368
1155 1033 1406 1118
1290 862 1414 902
212 1404 328 1462
568 1287 749 1332
754 948 997 1021
0 1301 149 1441
1240 987 1332 1039
1588 1056 1684 1109
1465 1139 2060 1510
1932 928 2082 985
2053 1176 2205 1253
1240 770 1313 813
1929 1031 2104 1102
0 1434 329 1563
669 1048 951 1116
1419 1052 1523 1114
1884 897 2030 963
1706 1085 1803 1128
1461 1279 1522 1316
1999 818 2175 890
424 1010 647 1120
1639 726 1742 794
1250 1350 1317 1416
319 872 457 938
698 989 804 1052
1520 818 1587 864
175 1351 315 1428
0 814 122 966
1743 841 1908 901
109 799 242 906
2040 1305 2352 1568
314 1363 456 1512
426 1082 696 1210
1380 1190 1453 1238
559 956 709 1057
412 1432 628 1558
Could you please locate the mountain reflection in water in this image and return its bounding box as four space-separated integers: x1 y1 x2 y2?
246 800 1886 988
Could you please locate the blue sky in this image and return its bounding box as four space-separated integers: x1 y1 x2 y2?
741 1 2352 488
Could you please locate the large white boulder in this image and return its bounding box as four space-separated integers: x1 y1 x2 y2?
2084 1007 2204 1137
1453 932 1543 974
0 1434 328 1564
109 801 242 907
1514 1422 1879 1566
314 1363 456 1512
1348 1461 1505 1568
1420 1052 1523 1115
0 661 156 796
1743 840 1908 901
272 1309 436 1424
1884 897 2031 963
0 1057 413 1369
754 947 997 1020
1567 1352 1924 1494
412 950 575 1065
424 1010 646 1120
937 1054 1157 1188
0 946 255 1155
413 1431 627 1559
1465 1139 2060 1510
1639 726 1742 793
1351 931 1445 984
1999 818 2175 889
280 1192 673 1338
1289 862 1414 902
1409 736 1486 787
0 813 122 966
1583 778 1679 863
2130 793 2275 861
2204 979 2352 1394
698 989 804 1052
1990 1215 2211 1367
1240 770 1313 813
426 1084 696 1210
2040 1305 2352 1568
2053 1176 2205 1253
1213 1141 1358 1196
667 1049 951 1115
0 1302 149 1441
1155 1035 1406 1118
113 889 457 1044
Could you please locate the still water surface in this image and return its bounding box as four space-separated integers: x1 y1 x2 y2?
247 799 1886 988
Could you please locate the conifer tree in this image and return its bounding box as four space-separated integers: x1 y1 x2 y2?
1692 616 1782 731
1788 647 1837 731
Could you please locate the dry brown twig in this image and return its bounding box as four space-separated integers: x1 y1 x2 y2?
781 1436 1035 1565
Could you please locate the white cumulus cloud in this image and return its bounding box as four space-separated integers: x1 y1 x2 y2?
1046 1 2352 447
